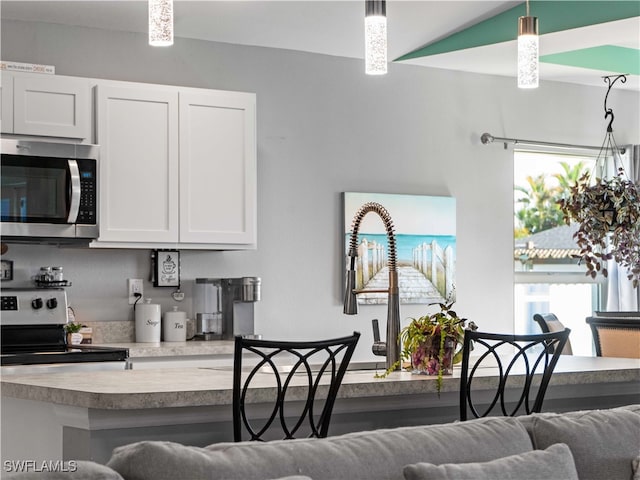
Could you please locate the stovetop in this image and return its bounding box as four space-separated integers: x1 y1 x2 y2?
1 344 129 366
1 288 129 367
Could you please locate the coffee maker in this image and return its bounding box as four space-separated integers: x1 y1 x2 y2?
193 277 261 340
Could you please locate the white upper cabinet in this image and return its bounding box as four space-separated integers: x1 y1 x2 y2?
2 71 90 139
1 71 257 250
179 91 256 245
95 84 179 244
93 81 257 250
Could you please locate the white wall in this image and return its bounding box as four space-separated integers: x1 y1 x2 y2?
2 19 639 362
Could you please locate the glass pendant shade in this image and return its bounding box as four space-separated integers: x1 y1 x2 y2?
365 0 387 75
149 0 174 46
518 16 538 88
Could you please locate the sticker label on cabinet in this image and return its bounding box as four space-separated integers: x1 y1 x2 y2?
1 60 55 74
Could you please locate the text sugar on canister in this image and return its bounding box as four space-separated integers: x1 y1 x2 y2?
135 298 161 343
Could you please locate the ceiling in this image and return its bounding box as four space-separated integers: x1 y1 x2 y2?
1 1 639 91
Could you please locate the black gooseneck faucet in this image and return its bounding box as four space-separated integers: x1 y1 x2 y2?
343 202 400 371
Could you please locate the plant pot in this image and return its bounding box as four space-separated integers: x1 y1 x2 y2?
67 332 83 345
410 336 457 376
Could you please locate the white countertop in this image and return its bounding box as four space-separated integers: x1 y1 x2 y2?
2 355 638 410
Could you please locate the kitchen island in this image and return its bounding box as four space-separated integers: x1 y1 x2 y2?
2 355 639 464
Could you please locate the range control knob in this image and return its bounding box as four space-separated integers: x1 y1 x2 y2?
31 298 44 310
46 298 58 309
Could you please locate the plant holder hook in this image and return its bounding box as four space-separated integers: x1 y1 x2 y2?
595 74 628 180
603 74 627 133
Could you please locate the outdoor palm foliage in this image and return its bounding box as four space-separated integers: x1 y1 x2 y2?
515 161 587 238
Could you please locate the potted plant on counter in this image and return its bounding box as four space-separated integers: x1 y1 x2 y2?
401 301 476 393
64 322 83 345
376 300 477 394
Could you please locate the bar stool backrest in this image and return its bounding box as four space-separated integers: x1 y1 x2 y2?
459 329 570 421
533 313 573 355
233 331 360 441
587 314 640 358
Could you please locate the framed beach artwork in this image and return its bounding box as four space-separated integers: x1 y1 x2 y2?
343 192 456 305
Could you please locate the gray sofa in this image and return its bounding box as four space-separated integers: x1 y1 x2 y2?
9 405 640 480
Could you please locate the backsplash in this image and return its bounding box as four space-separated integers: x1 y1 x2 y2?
0 243 239 344
82 321 135 343
81 319 197 344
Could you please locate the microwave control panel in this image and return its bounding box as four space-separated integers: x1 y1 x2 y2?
77 159 97 225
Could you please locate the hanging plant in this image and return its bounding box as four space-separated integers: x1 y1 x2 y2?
558 168 640 287
557 74 640 288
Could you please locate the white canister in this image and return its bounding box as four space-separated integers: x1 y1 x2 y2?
163 306 187 342
135 299 161 343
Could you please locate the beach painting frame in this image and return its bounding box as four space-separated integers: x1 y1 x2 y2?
343 192 456 305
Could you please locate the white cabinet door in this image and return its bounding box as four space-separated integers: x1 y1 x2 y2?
178 90 257 246
1 71 13 133
96 85 179 243
12 73 90 139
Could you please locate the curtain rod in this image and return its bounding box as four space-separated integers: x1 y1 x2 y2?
480 132 625 154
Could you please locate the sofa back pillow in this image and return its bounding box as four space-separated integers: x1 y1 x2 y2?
403 443 579 480
521 407 640 480
107 416 533 480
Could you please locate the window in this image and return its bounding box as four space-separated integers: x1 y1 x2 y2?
513 149 602 355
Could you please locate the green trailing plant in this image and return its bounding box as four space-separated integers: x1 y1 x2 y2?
375 301 477 394
64 322 83 334
558 167 640 288
558 73 640 288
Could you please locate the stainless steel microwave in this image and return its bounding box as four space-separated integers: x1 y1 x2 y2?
1 139 99 243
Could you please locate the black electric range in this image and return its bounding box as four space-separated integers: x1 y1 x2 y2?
1 288 129 372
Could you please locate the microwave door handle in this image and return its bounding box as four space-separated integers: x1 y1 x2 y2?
67 159 81 223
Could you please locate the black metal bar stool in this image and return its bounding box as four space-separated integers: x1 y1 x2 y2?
459 329 570 421
232 331 360 441
533 313 573 355
586 314 640 358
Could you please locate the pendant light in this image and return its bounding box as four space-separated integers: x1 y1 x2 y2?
365 0 387 75
517 0 538 88
149 0 174 47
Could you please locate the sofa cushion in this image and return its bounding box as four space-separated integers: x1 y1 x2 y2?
402 443 579 480
619 404 640 415
107 416 533 480
520 406 640 480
